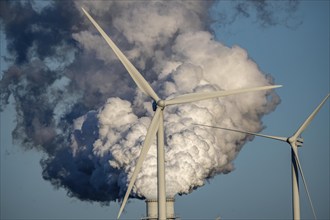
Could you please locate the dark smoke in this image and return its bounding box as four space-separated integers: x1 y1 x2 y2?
0 0 130 202
0 0 297 204
211 0 301 29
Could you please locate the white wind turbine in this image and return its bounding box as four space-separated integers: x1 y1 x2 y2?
195 93 330 220
81 8 282 220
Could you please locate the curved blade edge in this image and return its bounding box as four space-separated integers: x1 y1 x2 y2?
166 85 282 106
293 93 330 139
81 8 160 102
194 124 287 142
117 108 162 219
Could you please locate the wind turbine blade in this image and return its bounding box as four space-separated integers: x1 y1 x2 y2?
293 93 330 139
194 124 288 142
81 8 160 102
291 144 317 220
165 85 282 106
117 108 162 219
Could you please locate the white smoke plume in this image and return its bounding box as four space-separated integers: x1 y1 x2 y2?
69 1 280 199
0 0 299 203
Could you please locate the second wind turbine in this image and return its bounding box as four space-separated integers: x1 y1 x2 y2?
195 93 330 220
82 8 281 220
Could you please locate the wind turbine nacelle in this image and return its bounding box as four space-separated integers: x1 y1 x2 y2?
296 137 304 146
152 100 165 111
152 101 158 111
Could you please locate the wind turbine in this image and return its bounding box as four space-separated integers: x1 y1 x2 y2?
195 93 329 220
81 8 282 220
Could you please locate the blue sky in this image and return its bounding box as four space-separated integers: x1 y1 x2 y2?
1 1 329 219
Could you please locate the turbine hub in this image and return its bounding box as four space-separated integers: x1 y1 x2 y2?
152 100 166 111
157 100 166 109
287 137 304 147
287 137 295 144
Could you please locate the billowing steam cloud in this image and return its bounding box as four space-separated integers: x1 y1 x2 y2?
0 0 298 203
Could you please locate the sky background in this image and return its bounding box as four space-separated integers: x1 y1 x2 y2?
1 1 329 220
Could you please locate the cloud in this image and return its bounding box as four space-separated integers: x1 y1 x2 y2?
0 0 286 203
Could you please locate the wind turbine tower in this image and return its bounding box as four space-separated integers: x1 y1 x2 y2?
142 198 177 220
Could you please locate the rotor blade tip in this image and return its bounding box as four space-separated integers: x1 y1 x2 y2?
117 209 123 219
81 7 89 15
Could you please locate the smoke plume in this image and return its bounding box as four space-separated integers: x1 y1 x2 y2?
0 0 298 203
211 0 301 29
